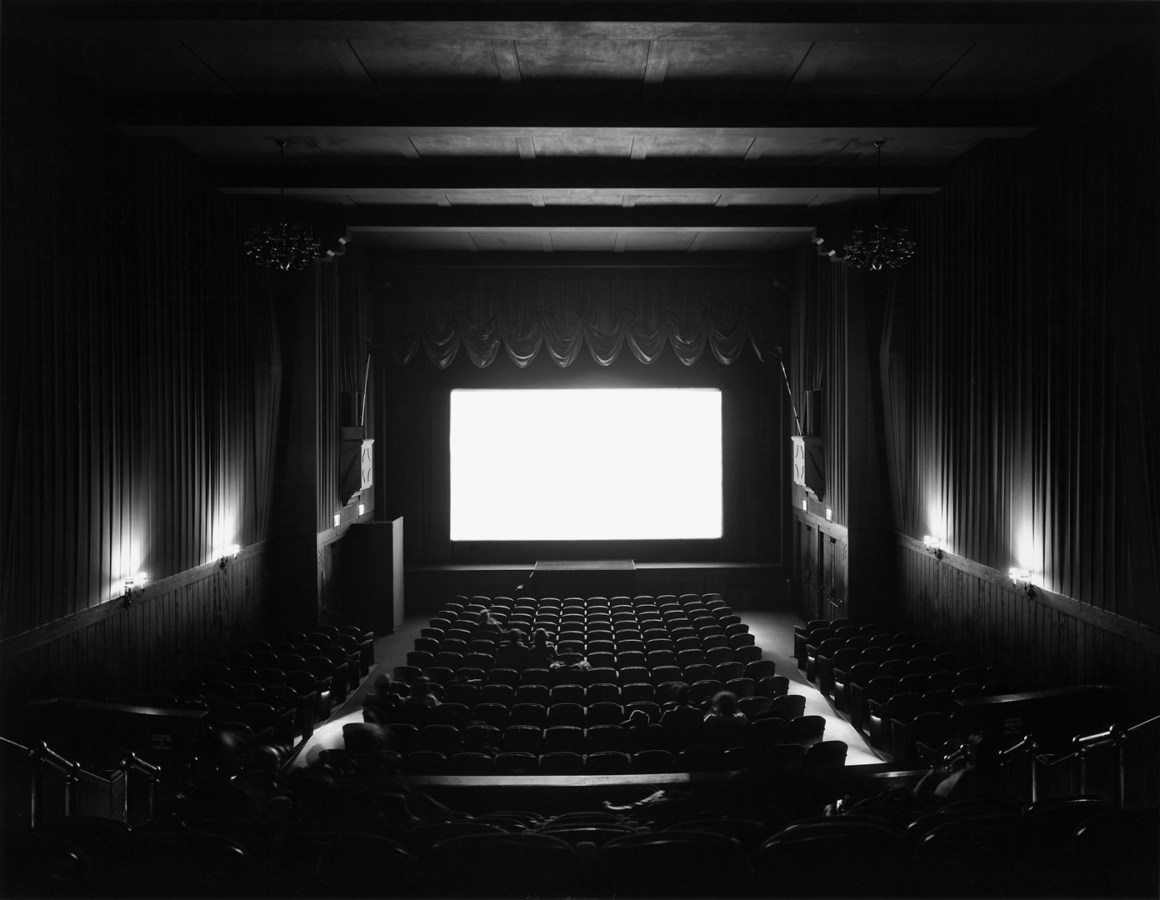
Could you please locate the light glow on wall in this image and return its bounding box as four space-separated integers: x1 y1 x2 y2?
1014 522 1041 578
450 388 723 541
209 512 239 566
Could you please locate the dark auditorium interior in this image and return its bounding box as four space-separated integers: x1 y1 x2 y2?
2 1 1159 897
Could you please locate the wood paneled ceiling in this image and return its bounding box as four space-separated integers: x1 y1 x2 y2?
8 1 1148 254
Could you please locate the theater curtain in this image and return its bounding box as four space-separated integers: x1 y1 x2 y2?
384 272 786 368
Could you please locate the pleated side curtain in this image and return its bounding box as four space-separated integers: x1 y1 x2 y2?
385 274 786 368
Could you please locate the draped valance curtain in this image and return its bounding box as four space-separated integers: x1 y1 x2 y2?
383 271 787 368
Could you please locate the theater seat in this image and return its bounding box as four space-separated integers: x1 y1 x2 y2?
130 828 258 898
450 751 495 774
427 833 586 899
494 751 539 774
593 831 748 898
803 739 848 768
1066 807 1160 898
665 818 771 854
631 749 676 773
586 751 631 773
787 714 826 747
540 751 585 774
587 724 629 752
754 820 903 898
766 694 806 721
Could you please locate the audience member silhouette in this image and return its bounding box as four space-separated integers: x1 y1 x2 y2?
525 628 558 669
703 690 749 750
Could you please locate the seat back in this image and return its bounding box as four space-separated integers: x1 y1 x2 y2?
594 831 748 898
427 833 585 898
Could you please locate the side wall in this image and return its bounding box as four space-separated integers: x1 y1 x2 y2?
793 47 1160 710
0 65 281 736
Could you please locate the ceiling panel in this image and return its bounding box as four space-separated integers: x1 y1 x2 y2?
663 40 813 86
691 231 775 252
444 191 542 206
410 134 519 158
632 192 723 206
533 133 635 158
181 38 373 93
725 188 831 206
514 40 650 81
46 36 232 95
640 133 756 159
350 39 502 84
543 192 627 206
763 232 823 251
787 41 975 97
379 232 480 252
623 232 698 252
341 190 445 206
928 38 1120 97
469 232 549 252
549 232 619 252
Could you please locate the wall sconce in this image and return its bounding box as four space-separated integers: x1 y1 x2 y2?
825 507 832 521
122 572 147 607
923 535 945 560
334 513 341 528
1009 568 1035 595
358 503 365 517
218 543 240 569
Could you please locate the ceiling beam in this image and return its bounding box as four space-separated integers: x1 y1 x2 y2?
216 164 947 194
12 3 1146 39
368 250 788 269
340 206 835 231
118 95 1037 131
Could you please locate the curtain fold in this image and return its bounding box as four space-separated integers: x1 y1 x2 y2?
384 272 787 368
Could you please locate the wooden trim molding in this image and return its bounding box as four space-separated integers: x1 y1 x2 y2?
793 506 849 542
0 541 267 657
896 532 1160 653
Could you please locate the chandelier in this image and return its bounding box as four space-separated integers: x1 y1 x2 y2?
243 141 321 272
843 141 916 271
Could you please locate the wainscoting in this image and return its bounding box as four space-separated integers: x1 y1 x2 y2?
895 535 1160 712
0 548 267 739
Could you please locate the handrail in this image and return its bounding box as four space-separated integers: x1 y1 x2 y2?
1028 711 1159 806
121 752 162 822
998 734 1040 801
3 735 136 826
1073 725 1124 750
1126 712 1160 734
0 734 31 753
999 733 1038 759
29 741 81 827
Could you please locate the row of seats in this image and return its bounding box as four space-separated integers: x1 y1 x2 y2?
373 690 803 729
388 666 785 704
795 618 1013 762
394 657 772 689
132 622 374 753
10 800 1154 898
365 711 826 760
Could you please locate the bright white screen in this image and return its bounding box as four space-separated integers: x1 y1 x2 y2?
450 389 722 541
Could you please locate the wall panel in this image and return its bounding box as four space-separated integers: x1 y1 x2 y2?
897 538 1160 711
